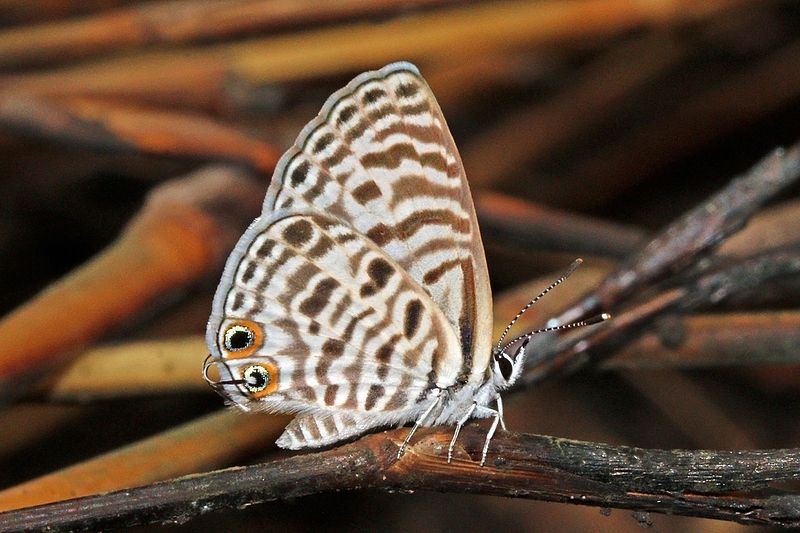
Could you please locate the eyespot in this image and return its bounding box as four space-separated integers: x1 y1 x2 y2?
239 361 279 398
243 365 270 393
494 352 514 382
224 325 254 352
220 320 264 358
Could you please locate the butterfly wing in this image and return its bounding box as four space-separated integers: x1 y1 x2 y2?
206 211 463 446
262 62 492 383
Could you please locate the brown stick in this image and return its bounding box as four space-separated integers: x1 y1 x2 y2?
0 0 748 109
556 141 800 326
0 165 263 400
0 0 463 68
604 311 800 369
2 426 798 531
462 32 689 189
554 38 800 209
475 191 646 259
0 94 279 172
0 410 288 512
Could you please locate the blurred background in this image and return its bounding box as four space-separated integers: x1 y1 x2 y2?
0 0 799 531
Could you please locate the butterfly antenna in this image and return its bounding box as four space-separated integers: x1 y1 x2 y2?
500 312 611 354
494 258 584 352
203 354 249 397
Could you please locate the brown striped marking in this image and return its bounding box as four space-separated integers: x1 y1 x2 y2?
322 338 345 358
419 151 448 173
304 416 322 441
458 257 477 369
256 247 291 293
364 384 384 410
231 292 245 311
388 175 460 208
307 231 334 259
343 309 375 342
315 356 331 383
336 104 357 125
362 87 387 104
399 101 430 115
395 82 420 99
322 145 350 169
330 292 352 324
287 425 302 444
255 238 276 259
292 386 316 402
366 223 392 246
282 263 321 303
376 334 400 380
342 369 361 408
290 160 310 186
312 132 334 154
404 299 423 338
352 180 382 204
299 277 339 317
251 292 265 315
408 237 464 260
373 122 439 144
395 208 470 241
321 414 337 434
360 257 394 297
361 143 415 169
241 261 257 284
385 375 411 409
423 257 463 285
282 218 313 247
430 346 450 383
361 143 447 174
344 119 370 143
367 104 393 122
323 385 338 406
301 172 327 204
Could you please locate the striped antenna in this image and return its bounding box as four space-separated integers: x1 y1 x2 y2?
494 258 584 352
500 313 611 354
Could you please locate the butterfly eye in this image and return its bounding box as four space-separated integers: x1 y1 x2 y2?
243 365 271 393
493 352 514 382
224 325 254 352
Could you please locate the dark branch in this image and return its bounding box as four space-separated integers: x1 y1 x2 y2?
2 427 800 531
556 141 800 326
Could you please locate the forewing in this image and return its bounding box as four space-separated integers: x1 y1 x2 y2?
262 62 492 382
206 211 462 419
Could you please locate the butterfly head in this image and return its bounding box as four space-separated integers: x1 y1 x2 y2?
490 337 530 390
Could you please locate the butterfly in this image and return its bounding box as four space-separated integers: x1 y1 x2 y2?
204 62 607 465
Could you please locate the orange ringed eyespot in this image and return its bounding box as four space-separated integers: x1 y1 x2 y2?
220 319 264 358
243 363 279 398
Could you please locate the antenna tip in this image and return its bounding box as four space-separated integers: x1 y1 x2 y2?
583 313 611 325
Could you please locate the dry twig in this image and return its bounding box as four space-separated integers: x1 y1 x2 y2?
2 427 799 531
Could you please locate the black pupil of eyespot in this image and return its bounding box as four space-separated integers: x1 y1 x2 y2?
228 328 251 350
248 369 267 389
495 353 513 381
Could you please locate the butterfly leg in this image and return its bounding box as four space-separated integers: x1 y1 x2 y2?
480 408 502 467
397 389 443 460
447 401 477 463
496 395 507 431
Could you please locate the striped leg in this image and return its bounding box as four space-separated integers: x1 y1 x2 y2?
496 395 507 431
397 389 443 459
472 395 505 466
447 401 477 463
480 408 502 467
